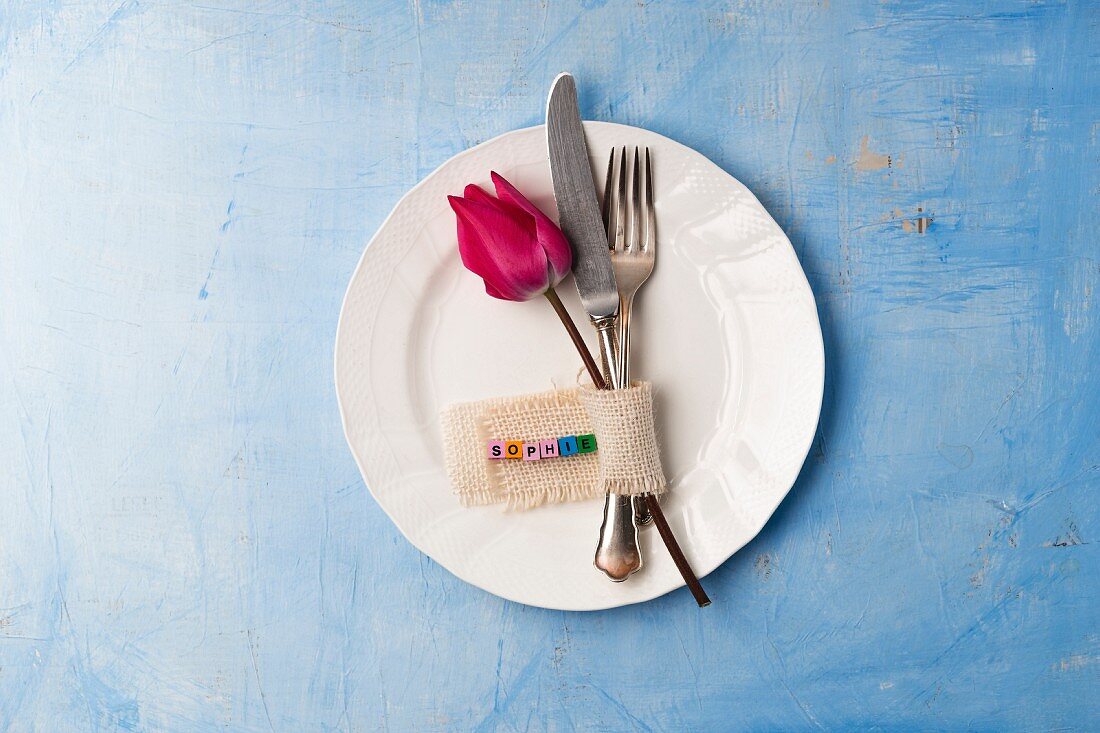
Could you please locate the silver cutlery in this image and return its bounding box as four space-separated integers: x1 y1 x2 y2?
546 73 642 581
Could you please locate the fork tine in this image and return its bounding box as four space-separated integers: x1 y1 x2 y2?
643 147 655 252
625 146 640 252
611 146 627 251
601 147 614 233
604 147 622 250
634 146 643 251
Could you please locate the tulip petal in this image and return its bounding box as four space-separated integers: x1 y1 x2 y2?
462 183 495 206
490 171 573 285
448 194 548 301
490 172 547 224
465 182 531 224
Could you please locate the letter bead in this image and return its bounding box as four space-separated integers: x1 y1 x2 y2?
577 433 597 454
505 440 523 459
487 440 505 459
539 439 558 459
558 435 579 457
523 442 541 461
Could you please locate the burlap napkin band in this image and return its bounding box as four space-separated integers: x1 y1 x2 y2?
440 382 667 511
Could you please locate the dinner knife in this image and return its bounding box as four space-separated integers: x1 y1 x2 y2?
546 72 642 582
546 73 620 374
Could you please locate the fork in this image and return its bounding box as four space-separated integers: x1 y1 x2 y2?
605 146 656 526
598 147 712 606
591 146 654 582
605 146 656 390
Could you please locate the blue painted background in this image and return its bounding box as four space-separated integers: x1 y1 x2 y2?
2 1 1097 730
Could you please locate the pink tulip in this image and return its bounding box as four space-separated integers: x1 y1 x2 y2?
448 171 572 301
447 170 604 390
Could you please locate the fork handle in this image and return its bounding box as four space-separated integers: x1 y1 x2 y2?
616 294 634 389
591 315 643 581
618 294 653 526
592 315 619 389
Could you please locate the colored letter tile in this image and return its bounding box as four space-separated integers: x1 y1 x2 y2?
505 440 523 459
523 442 541 461
487 440 505 460
539 439 558 459
577 434 597 454
558 435 579 457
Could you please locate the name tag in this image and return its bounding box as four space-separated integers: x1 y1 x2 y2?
487 434 597 460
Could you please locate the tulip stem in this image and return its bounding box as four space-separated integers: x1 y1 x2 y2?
544 288 606 390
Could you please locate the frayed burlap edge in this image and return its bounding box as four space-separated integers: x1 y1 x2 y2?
441 382 666 510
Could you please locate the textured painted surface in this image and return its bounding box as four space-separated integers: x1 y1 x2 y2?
1 0 1097 730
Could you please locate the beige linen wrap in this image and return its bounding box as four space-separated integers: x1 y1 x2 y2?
441 381 667 511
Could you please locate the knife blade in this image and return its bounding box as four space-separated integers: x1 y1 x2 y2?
546 73 619 322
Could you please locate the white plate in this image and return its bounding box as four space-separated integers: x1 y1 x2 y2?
335 122 823 611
